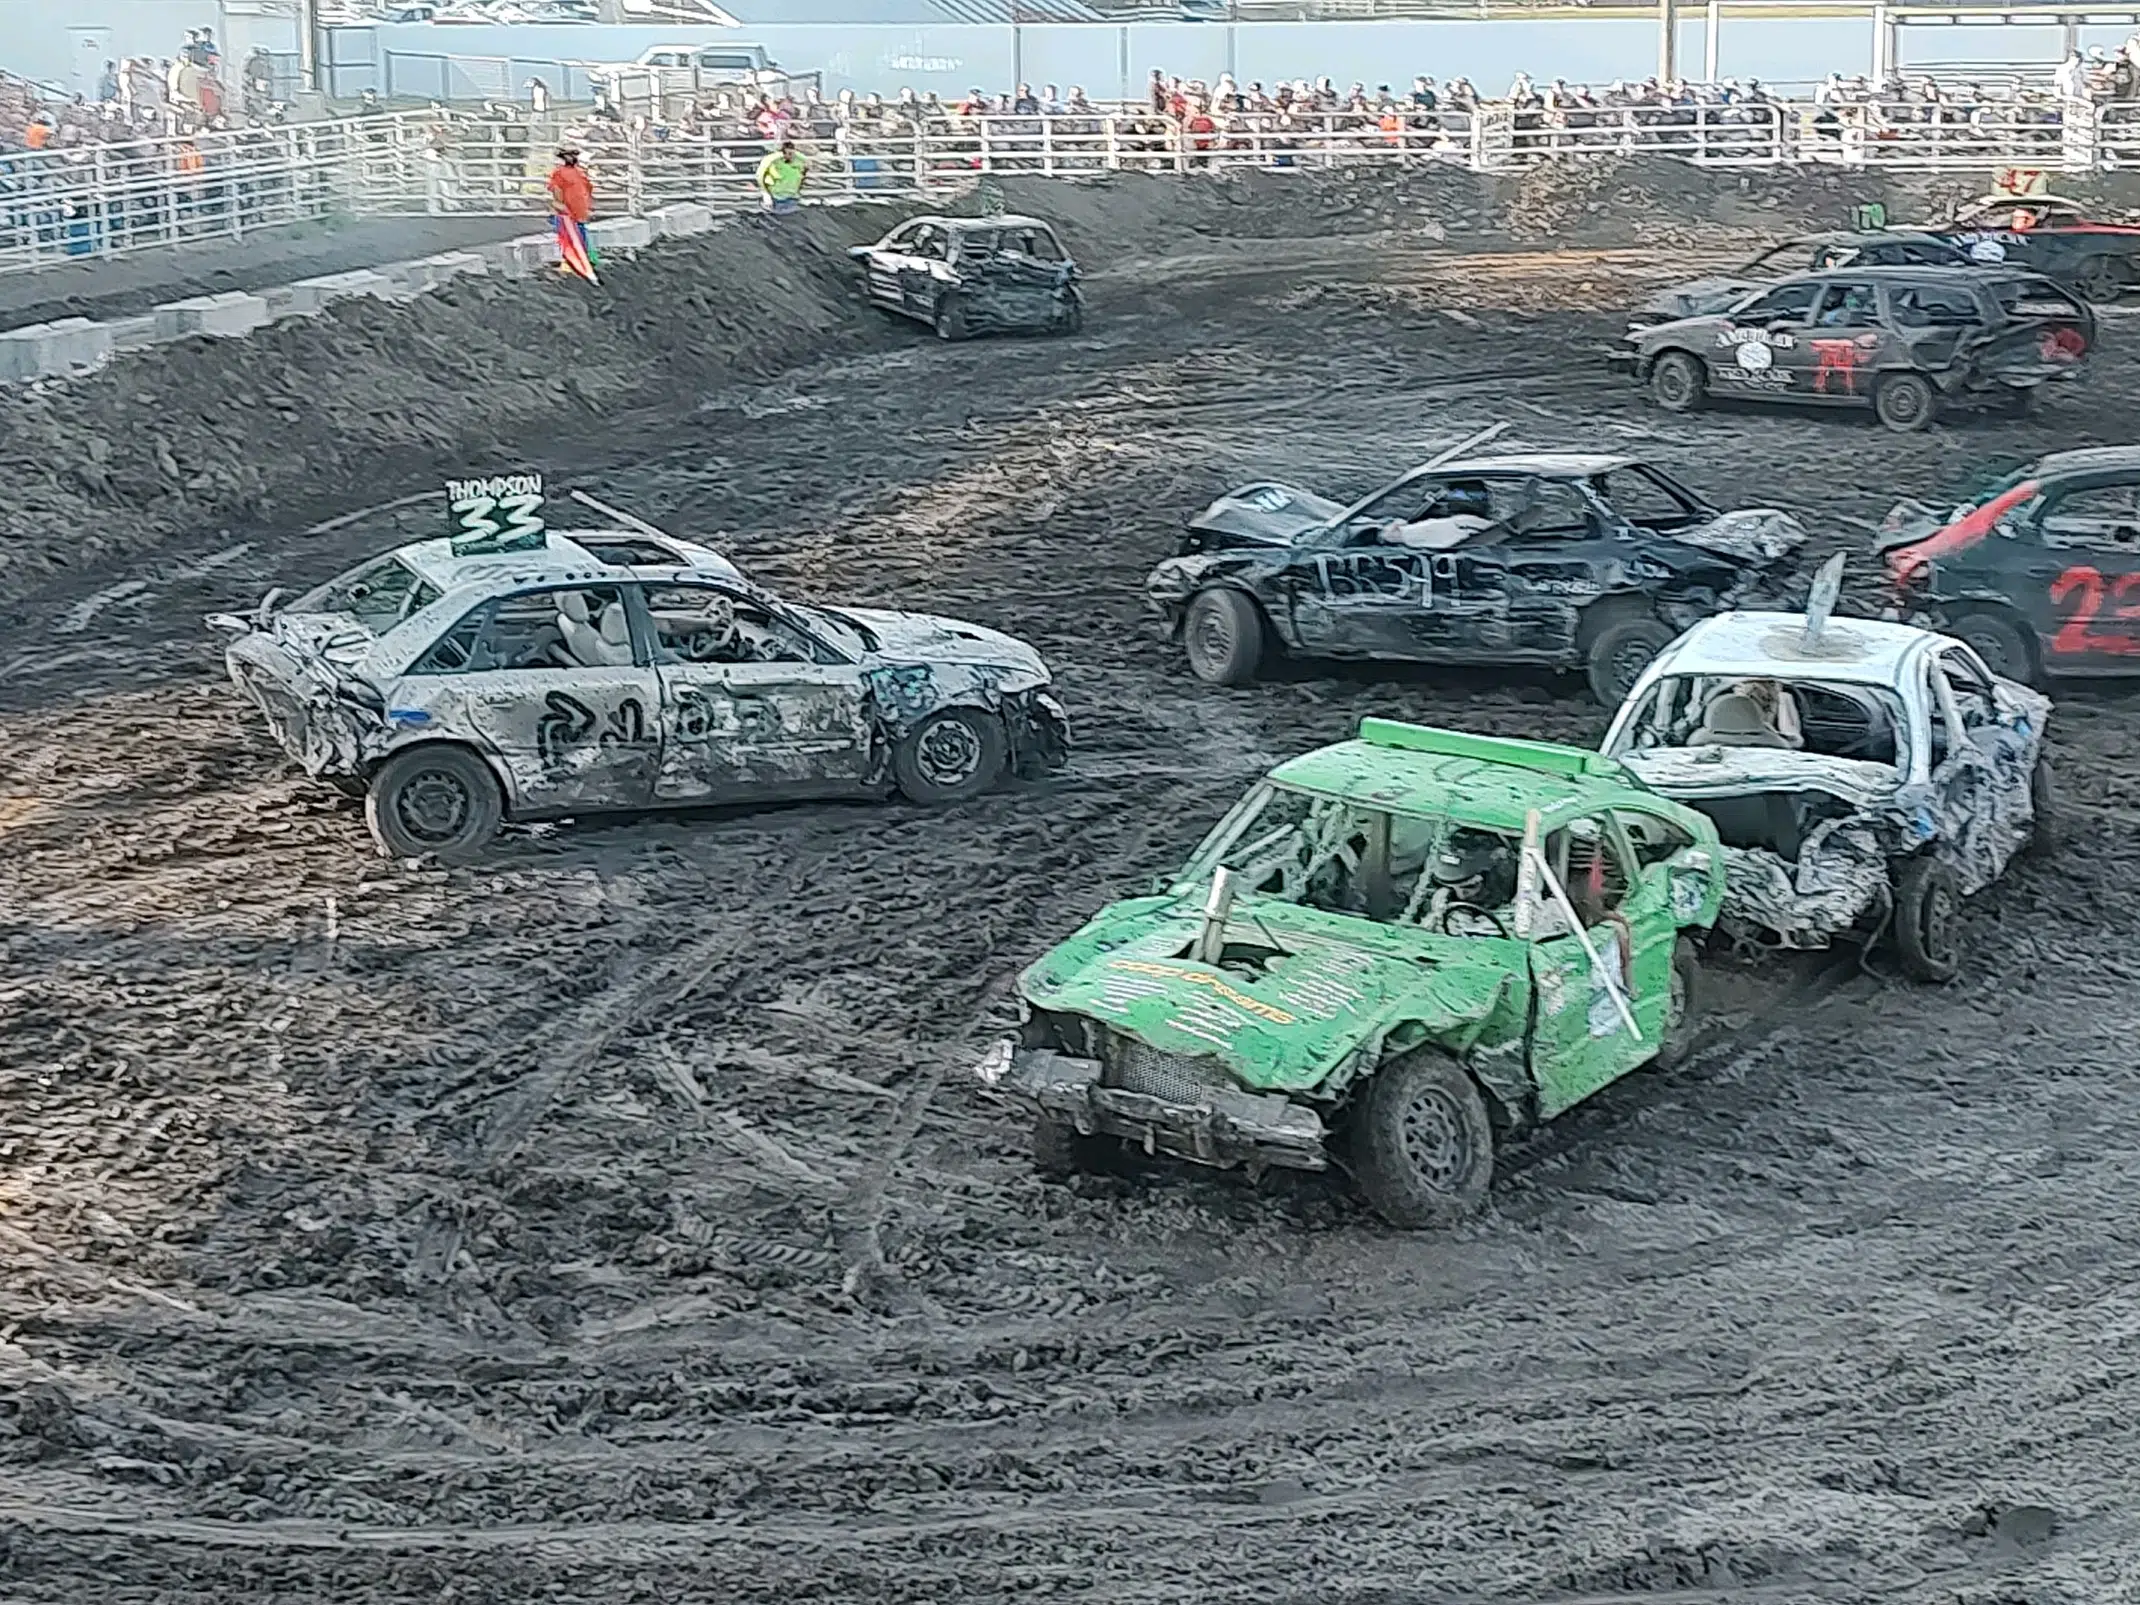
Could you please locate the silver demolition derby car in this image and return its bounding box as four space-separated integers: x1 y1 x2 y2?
212 479 1068 859
849 213 1083 339
1599 565 2053 981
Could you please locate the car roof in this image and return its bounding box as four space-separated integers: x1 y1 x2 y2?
898 213 1056 232
395 529 743 595
2026 445 2140 479
1781 264 2034 286
1648 611 1947 686
1268 719 1648 833
1425 452 1634 479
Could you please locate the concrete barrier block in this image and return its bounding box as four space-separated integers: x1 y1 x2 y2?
416 250 489 285
154 291 269 339
106 314 161 352
262 282 326 319
587 216 653 251
0 317 114 382
290 269 397 307
506 232 562 272
648 202 714 239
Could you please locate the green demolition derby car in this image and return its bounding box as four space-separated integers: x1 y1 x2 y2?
976 719 1729 1227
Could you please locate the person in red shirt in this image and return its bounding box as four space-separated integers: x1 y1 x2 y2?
546 144 594 265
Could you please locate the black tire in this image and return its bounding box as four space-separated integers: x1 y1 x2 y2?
933 294 969 341
1350 1052 1494 1230
365 745 503 863
1946 610 2038 687
2073 256 2123 303
325 776 368 800
1032 1114 1113 1178
2026 753 2061 859
1182 588 1265 686
1892 857 1962 984
1874 372 1937 433
1993 384 2037 419
891 707 1008 803
1583 614 1675 706
1055 292 1083 335
1653 937 1701 1070
1649 350 1706 413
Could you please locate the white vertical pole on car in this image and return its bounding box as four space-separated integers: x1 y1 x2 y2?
1516 809 1641 1042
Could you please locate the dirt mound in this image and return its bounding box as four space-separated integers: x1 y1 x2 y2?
1504 156 1904 244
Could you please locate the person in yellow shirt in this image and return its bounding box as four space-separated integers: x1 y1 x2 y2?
754 140 807 216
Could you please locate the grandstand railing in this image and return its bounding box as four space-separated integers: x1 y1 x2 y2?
0 99 2114 277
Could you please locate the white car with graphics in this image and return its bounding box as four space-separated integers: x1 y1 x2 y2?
1599 574 2054 981
212 524 1068 859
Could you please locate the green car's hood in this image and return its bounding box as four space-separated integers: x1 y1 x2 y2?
1019 894 1520 1094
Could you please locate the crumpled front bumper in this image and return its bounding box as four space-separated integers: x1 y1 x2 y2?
1008 691 1071 778
973 1040 1327 1172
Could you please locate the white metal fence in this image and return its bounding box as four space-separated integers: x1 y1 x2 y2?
3 98 2131 277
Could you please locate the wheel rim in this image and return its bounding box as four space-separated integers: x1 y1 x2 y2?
1884 382 1929 426
1657 362 1692 406
1609 639 1656 700
915 719 983 787
1189 601 1233 674
1920 884 1956 968
2079 263 2118 299
395 769 473 845
1398 1086 1471 1194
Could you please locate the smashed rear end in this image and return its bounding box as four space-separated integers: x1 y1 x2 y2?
216 613 391 778
957 246 1081 335
1960 275 2094 392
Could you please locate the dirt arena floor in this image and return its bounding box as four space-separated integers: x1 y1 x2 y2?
3 166 2140 1602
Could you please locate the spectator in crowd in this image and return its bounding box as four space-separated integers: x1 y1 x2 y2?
2055 50 2088 101
95 60 119 102
546 141 594 259
755 137 807 214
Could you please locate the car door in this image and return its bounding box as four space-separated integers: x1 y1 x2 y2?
1453 476 1607 658
1925 646 2034 874
863 221 919 308
1802 279 1888 403
2026 474 2140 667
899 224 952 318
1284 477 1460 661
1708 280 1819 400
639 583 873 801
394 583 661 817
1525 815 1656 1119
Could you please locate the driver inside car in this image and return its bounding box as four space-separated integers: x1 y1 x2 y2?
1381 482 1494 551
1411 827 1520 932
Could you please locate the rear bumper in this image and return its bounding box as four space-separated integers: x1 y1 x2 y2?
974 1040 1328 1171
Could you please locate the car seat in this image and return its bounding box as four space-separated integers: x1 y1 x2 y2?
1695 691 1793 749
556 592 634 668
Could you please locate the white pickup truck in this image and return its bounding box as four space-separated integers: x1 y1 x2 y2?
591 42 821 106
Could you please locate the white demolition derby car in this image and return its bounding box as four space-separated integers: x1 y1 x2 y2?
1599 569 2054 981
212 507 1068 859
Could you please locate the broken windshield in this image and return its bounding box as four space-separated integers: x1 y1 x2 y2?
1612 675 1909 769
292 553 442 635
1180 783 1523 931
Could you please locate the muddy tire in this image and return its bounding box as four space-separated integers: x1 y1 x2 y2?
1892 856 1962 983
2026 754 2061 858
933 294 969 342
1649 351 1706 413
1054 293 1083 335
1183 588 1265 686
1653 937 1701 1070
1350 1052 1494 1230
325 776 368 800
1947 610 2038 688
365 745 503 863
1874 372 1937 433
892 708 1008 804
2073 256 2123 303
1993 384 2037 419
1032 1114 1112 1178
1583 614 1674 706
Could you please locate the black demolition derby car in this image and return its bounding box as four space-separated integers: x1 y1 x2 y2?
1146 445 1807 705
1614 265 2094 431
1931 193 2140 304
1877 446 2140 684
1635 230 1969 324
849 213 1082 340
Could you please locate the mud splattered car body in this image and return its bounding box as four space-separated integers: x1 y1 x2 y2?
849 214 1082 340
1601 610 2053 982
1877 446 2140 686
1149 452 1805 705
1634 230 1968 325
213 530 1068 858
977 720 1726 1227
1617 266 2094 432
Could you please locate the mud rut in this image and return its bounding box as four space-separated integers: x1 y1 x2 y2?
2 223 2140 1603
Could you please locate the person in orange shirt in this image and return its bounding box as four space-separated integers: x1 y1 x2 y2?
546 144 594 266
23 116 53 151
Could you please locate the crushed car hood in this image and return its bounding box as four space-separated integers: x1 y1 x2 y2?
1621 747 1902 811
1182 482 1349 550
1673 509 1808 566
1019 894 1511 1095
844 607 1049 684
